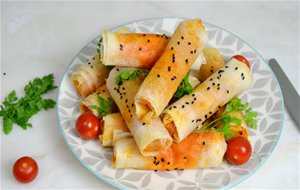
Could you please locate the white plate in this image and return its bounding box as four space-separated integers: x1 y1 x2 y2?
56 18 284 190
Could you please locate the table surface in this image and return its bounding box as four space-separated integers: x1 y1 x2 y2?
1 1 299 189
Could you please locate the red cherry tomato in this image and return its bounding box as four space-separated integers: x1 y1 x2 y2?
225 136 252 165
231 55 250 68
13 156 38 183
76 112 102 140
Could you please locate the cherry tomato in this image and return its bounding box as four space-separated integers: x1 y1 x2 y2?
225 136 252 165
76 112 102 140
13 156 38 183
231 55 250 68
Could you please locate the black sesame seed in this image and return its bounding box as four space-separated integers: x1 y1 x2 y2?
153 161 156 164
209 111 212 114
174 76 177 79
188 42 191 45
192 120 195 123
125 99 128 103
242 76 245 80
161 158 165 162
92 57 95 60
203 141 206 145
126 105 129 108
142 122 146 125
210 69 214 73
128 109 131 113
185 59 188 64
212 82 215 86
166 169 169 171
210 78 213 81
217 83 220 86
177 41 180 45
194 97 196 101
218 106 221 108
175 168 178 170
116 68 120 71
225 65 228 68
217 87 220 90
90 66 93 69
207 87 210 90
205 115 207 119
155 170 157 172
241 73 244 76
154 156 157 160
184 157 187 159
169 107 172 110
171 47 174 50
194 50 197 53
181 36 184 40
185 102 189 105
156 34 160 37
190 51 193 54
157 74 160 78
168 66 171 72
87 62 91 65
120 44 123 50
182 105 185 108
191 101 194 104
167 162 170 165
235 67 238 70
239 131 243 135
139 47 142 51
171 78 174 81
143 34 146 36
227 90 229 94
173 106 177 108
120 95 122 99
192 94 195 97
132 103 134 107
155 161 160 165
147 39 150 43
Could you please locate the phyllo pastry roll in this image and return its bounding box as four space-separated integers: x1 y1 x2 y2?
100 113 131 147
106 67 172 156
100 30 170 69
80 84 117 118
135 19 208 124
162 58 252 143
112 131 226 170
199 48 225 82
71 53 109 97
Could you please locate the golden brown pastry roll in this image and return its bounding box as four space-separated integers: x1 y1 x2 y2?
100 113 130 147
199 48 225 82
106 67 172 156
112 131 226 170
100 30 170 69
80 84 117 118
162 58 252 143
135 19 208 124
71 53 109 97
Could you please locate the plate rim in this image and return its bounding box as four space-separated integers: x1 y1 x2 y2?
56 17 285 190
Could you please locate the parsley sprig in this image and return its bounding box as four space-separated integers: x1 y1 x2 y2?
0 74 57 134
115 69 148 86
173 73 193 99
198 97 257 140
89 95 114 116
